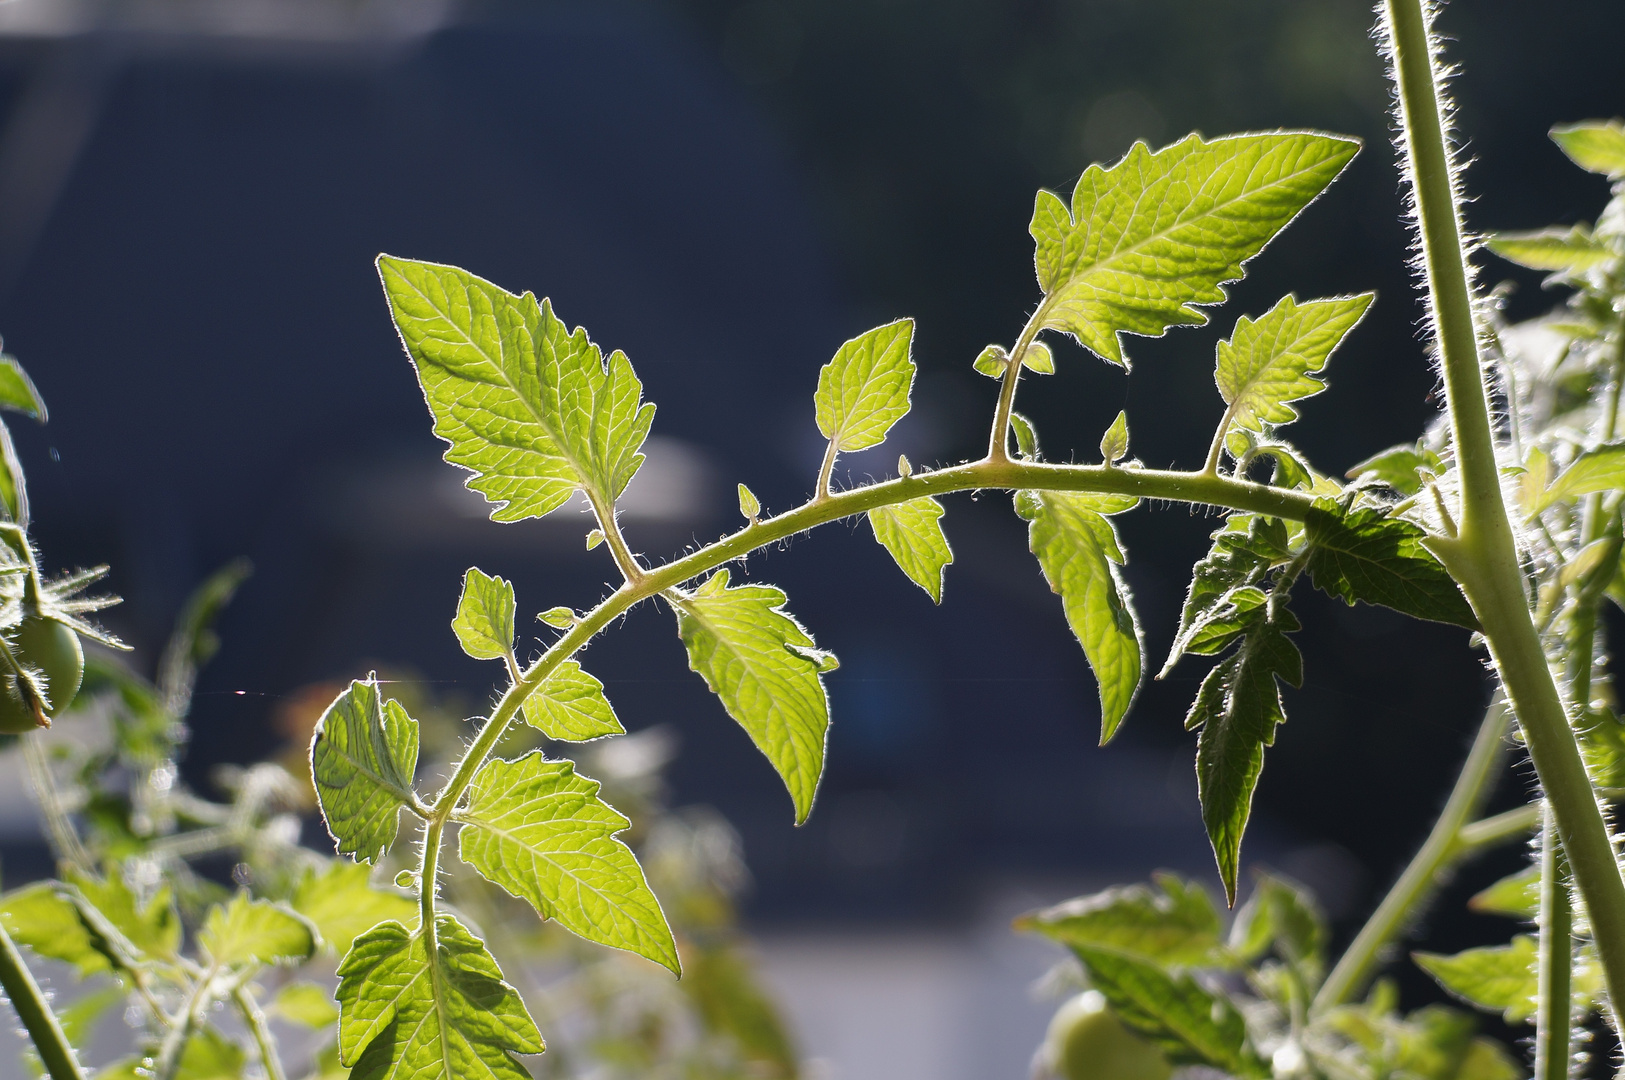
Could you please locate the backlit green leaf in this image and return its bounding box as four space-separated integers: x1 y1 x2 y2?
1552 119 1625 180
1023 340 1055 374
336 915 542 1079
1468 865 1540 921
1031 132 1358 366
1100 410 1129 463
174 1027 247 1080
310 679 419 863
1010 411 1040 459
674 569 831 823
519 659 624 741
1215 293 1372 435
1 883 108 977
1304 505 1479 629
199 892 317 968
814 319 915 452
737 483 761 522
379 255 656 519
1531 441 1625 514
538 606 575 629
1017 490 1143 742
1346 442 1443 497
1414 937 1538 1023
0 354 45 420
457 752 678 973
1162 517 1287 676
452 567 515 662
1229 871 1326 981
867 496 953 603
291 862 418 956
1016 873 1222 966
1489 226 1617 274
972 344 1009 379
65 868 181 962
273 982 341 1028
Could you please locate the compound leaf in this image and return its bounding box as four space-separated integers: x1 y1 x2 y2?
1031 132 1358 366
310 679 419 864
452 567 515 662
1215 293 1372 434
379 255 655 520
1016 490 1143 742
292 862 418 956
1552 120 1625 180
1304 506 1478 629
1016 873 1222 966
1414 938 1538 1024
1531 442 1625 514
1489 226 1617 274
199 892 317 968
674 569 831 823
336 915 542 1079
814 319 915 452
867 496 953 603
519 659 625 741
457 752 677 973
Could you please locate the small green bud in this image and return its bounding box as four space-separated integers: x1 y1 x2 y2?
395 870 418 889
972 344 1009 379
586 529 606 550
538 606 575 629
1100 410 1129 463
738 483 761 523
898 454 913 478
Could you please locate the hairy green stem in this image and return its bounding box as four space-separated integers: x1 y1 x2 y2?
987 300 1053 463
233 983 286 1080
0 921 83 1080
1456 803 1538 849
1313 697 1511 1012
1384 0 1625 1025
1536 806 1574 1080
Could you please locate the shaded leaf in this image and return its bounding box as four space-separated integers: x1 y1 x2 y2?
65 869 181 962
1215 293 1372 435
684 945 800 1078
867 497 953 603
1031 132 1358 366
174 1027 247 1080
1009 411 1040 460
452 567 515 662
291 862 418 956
199 892 317 968
814 319 915 452
674 569 831 823
1346 442 1443 497
1552 119 1625 180
310 679 419 863
1304 505 1478 629
1229 871 1326 981
1162 517 1286 676
457 752 679 973
1017 490 1144 743
1016 873 1222 966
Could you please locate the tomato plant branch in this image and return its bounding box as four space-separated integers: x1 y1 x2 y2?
1384 0 1625 1021
0 920 83 1080
233 981 287 1080
987 300 1053 463
1536 807 1574 1080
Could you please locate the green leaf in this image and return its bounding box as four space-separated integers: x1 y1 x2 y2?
1552 119 1625 180
1467 865 1540 920
310 679 420 863
1100 410 1129 463
972 344 1009 379
1016 873 1222 966
291 861 418 956
1214 293 1372 436
336 915 543 1079
1186 599 1302 903
1067 943 1268 1076
1346 442 1443 497
174 1027 247 1080
452 567 515 662
1 883 109 977
1030 131 1359 366
1229 871 1326 980
1162 517 1286 676
199 892 317 967
737 483 761 522
814 318 916 452
683 945 799 1077
1009 411 1040 459
1531 441 1625 514
1304 505 1479 629
519 659 625 741
379 255 656 519
674 569 831 823
867 497 953 604
457 751 679 973
272 982 341 1028
0 354 45 420
1414 937 1538 1023
65 868 181 962
1488 226 1617 274
1023 340 1055 374
537 606 574 629
1016 490 1144 743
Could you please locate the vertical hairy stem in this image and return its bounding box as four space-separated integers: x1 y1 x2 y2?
1383 0 1625 1023
1536 807 1574 1080
0 922 83 1080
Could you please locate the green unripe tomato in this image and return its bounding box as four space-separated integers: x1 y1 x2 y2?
1037 992 1172 1080
0 613 84 733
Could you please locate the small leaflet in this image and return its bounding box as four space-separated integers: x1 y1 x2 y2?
309 679 419 864
0 353 46 420
1529 441 1625 514
519 659 625 741
1016 490 1143 743
867 496 953 604
1030 132 1359 367
738 483 761 522
1345 442 1443 497
1303 505 1479 629
1469 865 1540 920
199 892 317 968
336 915 543 1078
1228 872 1326 983
673 569 832 824
1015 873 1222 967
1100 410 1129 463
290 862 417 957
378 256 656 522
0 883 111 977
897 454 913 478
1009 411 1040 460
1414 937 1542 1023
451 567 515 662
1214 293 1373 436
814 319 916 452
456 753 678 973
1551 119 1625 180
586 529 605 550
972 344 1009 379
537 606 575 629
272 983 341 1028
1023 340 1055 374
1488 226 1616 275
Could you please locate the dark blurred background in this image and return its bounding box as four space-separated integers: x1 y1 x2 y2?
0 0 1619 1070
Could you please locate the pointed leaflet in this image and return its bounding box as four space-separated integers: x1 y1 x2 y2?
1529 442 1625 514
199 892 317 968
1228 872 1327 983
519 659 624 741
291 862 418 956
1414 937 1545 1024
1304 505 1478 629
1489 226 1617 275
1552 120 1625 180
814 319 915 452
0 353 44 420
674 569 831 823
1162 516 1287 676
456 752 678 973
1016 490 1143 743
1186 597 1302 903
1099 410 1129 463
336 915 542 1079
379 255 655 520
867 497 953 603
310 679 419 863
1469 866 1540 921
1016 873 1222 966
1030 132 1359 366
452 567 515 662
1214 293 1372 436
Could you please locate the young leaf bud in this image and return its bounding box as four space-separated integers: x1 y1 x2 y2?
972 344 1009 379
586 529 606 550
538 606 576 629
898 454 913 478
1100 410 1129 464
738 483 761 523
1023 340 1055 374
